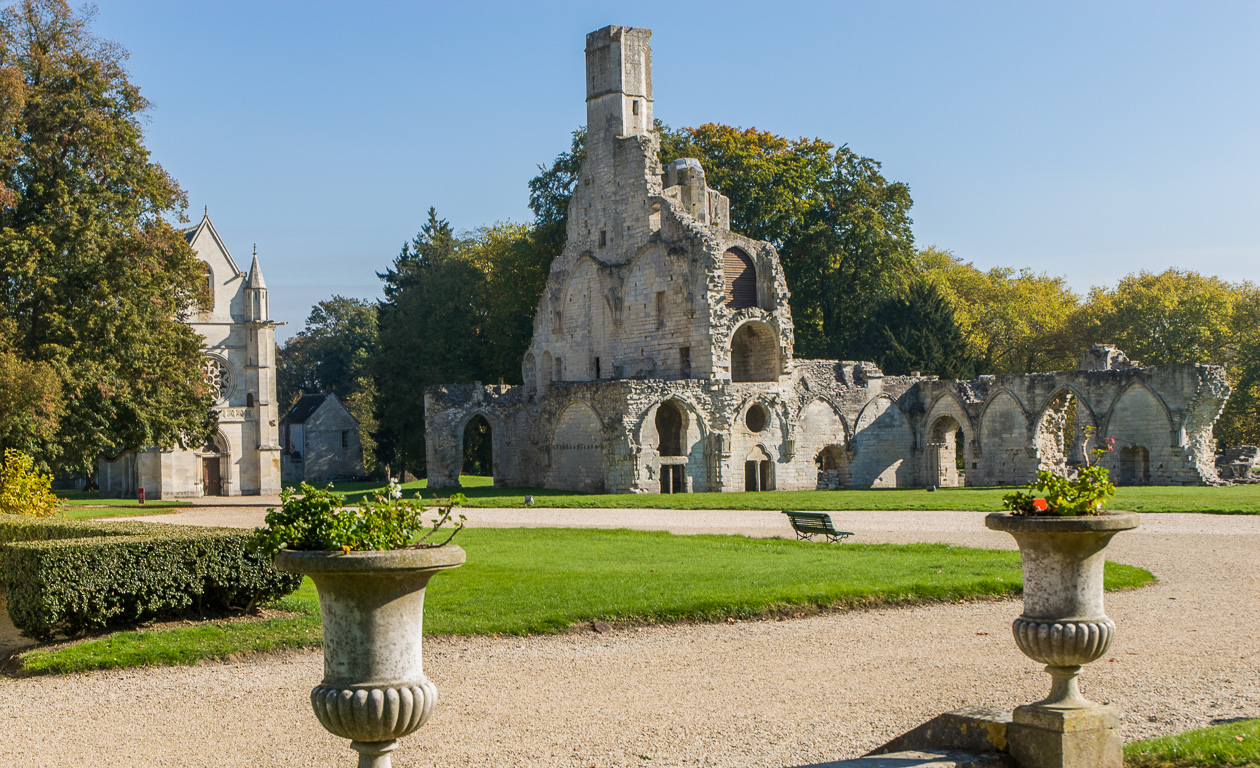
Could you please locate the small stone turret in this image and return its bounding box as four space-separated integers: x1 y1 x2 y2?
246 249 269 322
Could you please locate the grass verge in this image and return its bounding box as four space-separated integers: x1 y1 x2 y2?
56 490 190 519
1126 718 1260 767
7 527 1154 676
319 476 1260 514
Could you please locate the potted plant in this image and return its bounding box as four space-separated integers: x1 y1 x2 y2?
254 481 466 768
985 427 1137 767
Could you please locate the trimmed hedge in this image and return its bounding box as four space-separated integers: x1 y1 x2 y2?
0 514 302 640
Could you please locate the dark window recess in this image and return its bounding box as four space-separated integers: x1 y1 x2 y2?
679 347 691 378
632 99 640 116
594 357 601 379
342 431 348 448
723 249 757 309
599 230 607 248
246 392 254 407
656 402 683 457
660 465 684 494
656 291 666 327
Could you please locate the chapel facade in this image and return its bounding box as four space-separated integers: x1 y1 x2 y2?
423 26 1230 493
97 214 282 498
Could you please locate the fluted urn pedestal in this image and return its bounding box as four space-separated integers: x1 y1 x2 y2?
985 512 1138 768
276 546 466 768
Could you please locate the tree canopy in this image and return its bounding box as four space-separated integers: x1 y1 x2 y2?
0 0 211 473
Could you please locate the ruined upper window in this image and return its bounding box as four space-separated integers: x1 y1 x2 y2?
745 404 768 433
655 291 666 328
723 249 757 309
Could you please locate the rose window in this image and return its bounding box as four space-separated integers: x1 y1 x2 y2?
202 357 231 401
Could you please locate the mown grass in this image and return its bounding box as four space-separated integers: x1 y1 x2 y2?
9 527 1154 676
323 476 1260 514
1126 718 1260 767
56 490 190 519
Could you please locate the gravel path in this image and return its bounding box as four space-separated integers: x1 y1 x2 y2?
1 505 1257 767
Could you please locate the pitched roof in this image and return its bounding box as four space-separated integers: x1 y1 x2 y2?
182 212 242 275
246 252 267 289
283 393 327 424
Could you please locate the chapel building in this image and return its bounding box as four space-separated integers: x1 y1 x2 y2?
97 214 282 498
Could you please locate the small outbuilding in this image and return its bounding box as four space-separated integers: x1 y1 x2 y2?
280 393 364 483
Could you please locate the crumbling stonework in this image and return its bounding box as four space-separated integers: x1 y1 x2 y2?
424 26 1230 493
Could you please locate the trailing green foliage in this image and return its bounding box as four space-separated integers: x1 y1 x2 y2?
0 513 301 640
1125 718 1260 767
251 482 465 555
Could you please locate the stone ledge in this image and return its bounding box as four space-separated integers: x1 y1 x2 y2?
793 749 1013 768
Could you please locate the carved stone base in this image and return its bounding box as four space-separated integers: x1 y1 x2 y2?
1008 704 1121 768
310 681 438 743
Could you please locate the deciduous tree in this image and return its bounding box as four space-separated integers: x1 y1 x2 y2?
0 0 211 473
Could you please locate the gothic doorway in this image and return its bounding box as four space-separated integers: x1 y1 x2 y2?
656 401 686 493
202 447 222 497
462 414 494 481
744 445 772 491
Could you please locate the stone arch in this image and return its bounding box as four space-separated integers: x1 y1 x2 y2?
198 430 231 497
815 445 851 490
730 320 780 382
977 389 1034 486
456 409 505 484
743 443 773 491
1033 386 1098 475
851 396 913 488
923 392 973 487
796 398 850 488
723 248 757 309
638 396 711 494
1102 381 1171 485
548 400 604 493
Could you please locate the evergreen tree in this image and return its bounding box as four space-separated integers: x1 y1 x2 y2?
374 209 483 476
857 280 977 379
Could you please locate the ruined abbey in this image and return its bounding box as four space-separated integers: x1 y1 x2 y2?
424 26 1230 494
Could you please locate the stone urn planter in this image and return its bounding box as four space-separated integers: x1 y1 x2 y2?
276 546 466 768
985 512 1138 768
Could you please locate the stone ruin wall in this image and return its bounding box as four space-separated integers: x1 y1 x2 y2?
425 360 1230 493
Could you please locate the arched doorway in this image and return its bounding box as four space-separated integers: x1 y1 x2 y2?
462 414 494 481
744 445 773 491
815 445 850 489
198 436 226 497
730 322 779 382
926 415 965 487
656 401 685 493
1117 445 1150 485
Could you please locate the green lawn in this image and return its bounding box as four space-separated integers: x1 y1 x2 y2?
321 476 1260 514
8 526 1154 676
55 490 189 519
1126 718 1260 767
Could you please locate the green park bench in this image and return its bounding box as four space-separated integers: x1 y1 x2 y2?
781 510 854 543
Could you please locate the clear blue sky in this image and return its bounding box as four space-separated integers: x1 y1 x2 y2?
86 1 1260 341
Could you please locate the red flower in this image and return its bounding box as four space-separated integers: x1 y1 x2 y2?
1106 437 1116 452
1033 498 1048 512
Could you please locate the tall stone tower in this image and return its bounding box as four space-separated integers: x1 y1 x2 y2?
522 24 794 390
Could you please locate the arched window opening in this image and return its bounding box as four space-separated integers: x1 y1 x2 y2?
815 445 850 490
655 401 683 457
1117 445 1150 485
462 415 494 480
723 249 757 309
730 322 779 382
744 403 768 432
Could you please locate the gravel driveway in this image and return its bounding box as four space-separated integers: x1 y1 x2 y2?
1 505 1256 767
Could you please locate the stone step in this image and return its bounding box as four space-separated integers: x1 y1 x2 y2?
795 749 1014 767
